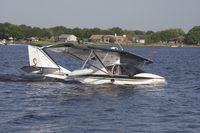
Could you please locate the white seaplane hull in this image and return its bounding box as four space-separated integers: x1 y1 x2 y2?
66 73 166 85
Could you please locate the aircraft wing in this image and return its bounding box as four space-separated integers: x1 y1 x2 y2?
87 45 153 66
43 43 153 67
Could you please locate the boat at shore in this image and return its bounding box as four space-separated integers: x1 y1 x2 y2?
0 39 6 45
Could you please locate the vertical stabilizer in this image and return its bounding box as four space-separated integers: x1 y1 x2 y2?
28 45 59 68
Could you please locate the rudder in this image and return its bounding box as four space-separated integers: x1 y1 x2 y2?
22 45 71 80
28 45 59 68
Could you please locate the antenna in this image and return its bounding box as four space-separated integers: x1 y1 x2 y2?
117 43 124 51
115 33 124 51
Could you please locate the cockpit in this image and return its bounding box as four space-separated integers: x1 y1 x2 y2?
106 64 145 77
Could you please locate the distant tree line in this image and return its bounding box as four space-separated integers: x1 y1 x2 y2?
0 22 200 45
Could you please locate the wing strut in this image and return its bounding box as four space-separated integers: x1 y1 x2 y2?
92 50 112 75
67 52 109 74
81 50 93 69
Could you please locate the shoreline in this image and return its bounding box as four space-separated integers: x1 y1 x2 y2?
10 40 200 48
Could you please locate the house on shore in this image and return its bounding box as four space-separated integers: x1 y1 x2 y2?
89 34 128 43
167 36 185 44
103 35 115 43
27 37 38 42
89 35 104 42
89 35 115 43
57 34 77 42
133 35 146 44
115 34 129 43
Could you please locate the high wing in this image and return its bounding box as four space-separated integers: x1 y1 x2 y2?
43 43 153 67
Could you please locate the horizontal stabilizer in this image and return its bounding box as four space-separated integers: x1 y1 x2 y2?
21 66 41 73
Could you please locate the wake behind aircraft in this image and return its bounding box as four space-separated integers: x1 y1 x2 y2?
21 43 166 85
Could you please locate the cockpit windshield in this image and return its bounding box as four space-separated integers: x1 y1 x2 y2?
106 64 145 77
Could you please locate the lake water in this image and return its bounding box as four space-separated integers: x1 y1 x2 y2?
0 45 200 133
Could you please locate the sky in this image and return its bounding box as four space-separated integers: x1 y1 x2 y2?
0 0 200 32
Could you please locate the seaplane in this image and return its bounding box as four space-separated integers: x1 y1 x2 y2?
21 43 166 85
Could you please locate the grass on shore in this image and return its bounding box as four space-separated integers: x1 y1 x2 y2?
16 40 200 48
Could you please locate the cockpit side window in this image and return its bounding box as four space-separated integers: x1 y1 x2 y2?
106 64 144 76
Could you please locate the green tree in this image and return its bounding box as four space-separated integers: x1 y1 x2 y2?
146 30 154 35
72 27 83 39
82 28 93 38
0 23 5 39
7 24 25 39
0 23 25 39
134 30 146 35
159 28 185 42
90 28 102 35
19 24 32 38
146 28 185 43
0 22 12 39
108 27 124 35
145 32 161 43
39 28 52 39
186 26 200 45
50 26 67 36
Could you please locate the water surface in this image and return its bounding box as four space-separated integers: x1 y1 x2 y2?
0 45 200 133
